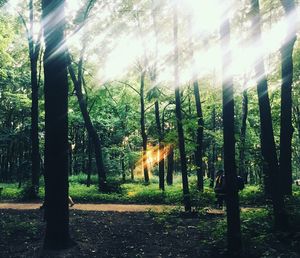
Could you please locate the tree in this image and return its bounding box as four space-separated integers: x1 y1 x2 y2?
279 0 297 196
150 0 164 190
42 0 73 249
190 37 204 191
239 82 248 182
68 59 107 190
220 13 242 256
28 0 41 198
250 0 288 229
173 3 191 212
140 70 150 183
68 0 107 191
19 0 42 198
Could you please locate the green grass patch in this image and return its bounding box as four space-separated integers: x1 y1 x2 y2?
239 185 265 205
0 183 23 201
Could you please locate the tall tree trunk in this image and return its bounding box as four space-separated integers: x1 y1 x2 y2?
140 71 149 183
42 0 72 249
193 80 204 191
239 89 248 182
209 104 217 188
220 17 242 256
28 0 41 198
167 145 174 185
279 0 297 196
188 17 204 191
250 0 288 230
173 4 191 212
151 1 164 190
68 60 107 191
155 101 165 190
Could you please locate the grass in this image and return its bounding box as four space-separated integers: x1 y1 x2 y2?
1 174 300 208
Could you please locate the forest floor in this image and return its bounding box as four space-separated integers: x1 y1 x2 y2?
1 203 299 257
0 205 228 258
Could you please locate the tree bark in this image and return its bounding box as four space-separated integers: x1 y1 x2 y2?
250 0 288 230
173 4 191 212
279 0 297 196
220 17 242 256
155 101 165 190
42 0 72 249
193 80 204 191
167 145 174 185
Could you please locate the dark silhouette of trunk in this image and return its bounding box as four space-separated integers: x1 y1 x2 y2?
209 104 217 188
28 0 41 198
155 101 164 190
193 80 204 191
42 0 72 249
140 71 149 183
250 0 288 230
220 17 242 256
173 4 191 212
279 0 296 196
68 0 106 190
68 59 107 191
188 17 204 191
86 136 92 187
239 89 248 182
167 145 174 185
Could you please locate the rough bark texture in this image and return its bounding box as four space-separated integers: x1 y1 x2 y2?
279 0 296 196
250 0 288 230
220 18 242 256
42 0 72 249
173 5 191 212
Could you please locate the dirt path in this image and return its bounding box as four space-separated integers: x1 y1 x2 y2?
0 203 177 212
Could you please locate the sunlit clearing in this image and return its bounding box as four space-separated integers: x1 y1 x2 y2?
133 144 171 179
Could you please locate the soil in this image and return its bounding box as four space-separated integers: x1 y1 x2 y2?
0 206 225 258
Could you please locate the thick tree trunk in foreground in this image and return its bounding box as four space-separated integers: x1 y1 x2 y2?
220 18 242 256
42 0 72 249
250 0 288 230
279 0 297 196
173 4 191 212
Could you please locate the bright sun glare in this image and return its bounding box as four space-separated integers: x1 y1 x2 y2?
3 0 300 88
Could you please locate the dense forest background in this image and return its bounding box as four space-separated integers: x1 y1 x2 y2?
0 0 300 257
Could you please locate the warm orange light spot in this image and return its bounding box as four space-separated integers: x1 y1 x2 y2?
133 144 172 178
